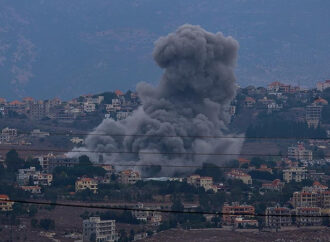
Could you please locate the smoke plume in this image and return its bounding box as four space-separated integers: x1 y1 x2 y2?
75 24 243 175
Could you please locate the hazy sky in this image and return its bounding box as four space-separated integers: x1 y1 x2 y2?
1 0 330 100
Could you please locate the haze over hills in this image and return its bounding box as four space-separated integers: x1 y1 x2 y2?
1 0 330 100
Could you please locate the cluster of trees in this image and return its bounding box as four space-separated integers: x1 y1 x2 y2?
31 218 55 230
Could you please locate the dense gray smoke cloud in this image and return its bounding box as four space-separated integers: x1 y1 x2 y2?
74 24 243 175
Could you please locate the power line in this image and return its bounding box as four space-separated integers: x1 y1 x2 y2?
7 199 330 218
16 130 329 140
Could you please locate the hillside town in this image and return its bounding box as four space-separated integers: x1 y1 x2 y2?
1 80 330 241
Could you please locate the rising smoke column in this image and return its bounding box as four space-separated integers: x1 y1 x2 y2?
75 24 243 175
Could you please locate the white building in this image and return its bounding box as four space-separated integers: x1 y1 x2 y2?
283 167 307 183
86 96 104 104
116 111 131 120
83 103 96 112
83 217 118 242
288 143 312 161
316 80 330 91
0 127 17 143
31 129 50 137
70 137 84 144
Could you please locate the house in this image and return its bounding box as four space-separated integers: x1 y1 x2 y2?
222 202 255 225
21 186 41 194
226 170 252 185
187 175 217 192
238 158 250 166
83 217 118 242
75 177 98 194
83 103 96 112
265 206 292 228
0 195 14 211
34 173 53 186
313 98 328 106
261 179 284 192
268 81 299 94
119 170 141 185
115 90 124 96
244 97 256 108
257 164 273 173
70 137 84 144
234 217 258 228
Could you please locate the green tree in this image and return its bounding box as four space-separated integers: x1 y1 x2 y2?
5 149 24 172
39 218 55 230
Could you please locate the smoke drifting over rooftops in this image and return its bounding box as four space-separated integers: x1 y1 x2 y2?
73 24 243 175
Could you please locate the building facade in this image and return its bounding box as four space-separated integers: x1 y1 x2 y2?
265 206 292 228
75 178 98 194
83 217 118 242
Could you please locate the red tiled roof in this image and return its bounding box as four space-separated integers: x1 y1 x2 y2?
115 90 124 96
9 100 23 105
313 98 328 105
0 194 9 200
23 97 34 102
245 97 256 102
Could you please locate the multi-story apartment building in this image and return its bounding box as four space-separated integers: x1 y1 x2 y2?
288 143 312 161
36 153 56 172
291 183 330 209
119 170 141 185
75 177 98 194
320 191 330 208
48 157 79 172
226 170 252 185
83 217 118 242
0 127 18 143
283 167 307 183
0 194 14 212
294 207 322 226
292 191 319 208
306 103 322 128
28 101 47 120
265 206 291 228
17 167 38 185
222 202 255 225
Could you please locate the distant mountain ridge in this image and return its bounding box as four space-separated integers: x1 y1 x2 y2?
0 0 330 100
